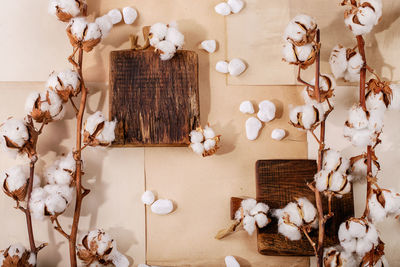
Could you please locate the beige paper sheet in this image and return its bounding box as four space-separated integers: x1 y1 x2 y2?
227 0 400 85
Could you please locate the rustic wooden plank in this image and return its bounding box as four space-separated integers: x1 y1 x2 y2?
230 160 354 256
109 49 200 147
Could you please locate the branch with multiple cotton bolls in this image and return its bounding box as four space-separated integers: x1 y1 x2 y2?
148 22 185 61
189 124 221 157
215 198 270 240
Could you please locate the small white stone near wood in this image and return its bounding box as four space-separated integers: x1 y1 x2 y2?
122 7 138 25
245 117 262 141
257 100 276 122
141 190 155 205
239 101 254 114
216 60 229 73
228 58 246 76
271 129 286 141
201 40 217 53
215 2 232 16
227 0 244 13
151 199 173 215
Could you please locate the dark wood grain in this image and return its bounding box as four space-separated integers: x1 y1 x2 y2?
231 160 354 256
109 49 200 146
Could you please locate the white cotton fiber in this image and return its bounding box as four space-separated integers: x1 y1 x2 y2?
281 203 302 226
228 58 246 76
95 15 113 38
2 165 28 192
284 14 316 44
282 42 297 63
141 190 155 205
7 243 26 258
84 23 101 41
59 152 76 173
297 197 317 225
323 149 348 173
257 100 276 122
166 27 185 49
44 184 74 204
216 61 229 74
96 120 116 144
30 187 47 220
45 193 67 215
149 23 168 46
347 53 363 74
243 215 256 235
0 117 29 149
122 7 138 25
190 142 205 155
368 194 386 222
301 105 317 129
315 170 330 192
241 198 257 213
109 250 129 267
215 3 231 16
366 92 386 112
85 111 105 135
107 9 122 24
70 17 88 41
344 71 359 83
151 199 173 215
250 202 269 215
254 213 269 228
203 125 216 139
345 14 374 36
201 40 217 53
245 117 262 141
271 129 285 141
190 130 204 143
296 43 315 62
204 139 216 151
277 217 301 240
227 0 244 13
156 40 176 61
239 101 254 114
48 0 81 17
329 45 347 79
25 92 39 114
348 105 368 129
225 255 240 267
57 69 80 92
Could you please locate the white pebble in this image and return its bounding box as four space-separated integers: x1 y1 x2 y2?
239 101 254 114
151 199 173 215
215 2 231 16
122 7 138 25
257 100 276 122
245 117 262 141
227 0 244 13
201 40 217 53
141 191 155 205
107 9 122 24
228 58 246 76
271 129 286 141
216 60 229 74
225 255 240 267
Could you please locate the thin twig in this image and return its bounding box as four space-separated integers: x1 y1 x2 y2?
301 226 317 255
297 67 315 89
69 96 79 115
310 129 321 144
52 216 70 240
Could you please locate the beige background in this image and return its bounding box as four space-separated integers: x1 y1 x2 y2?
0 0 399 266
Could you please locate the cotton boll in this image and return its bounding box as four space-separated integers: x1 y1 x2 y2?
250 202 269 215
243 215 256 235
216 61 229 74
149 23 168 46
141 190 155 205
338 222 352 242
203 125 216 139
297 197 317 225
254 213 269 228
201 40 217 53
85 111 105 135
344 127 375 147
0 118 29 154
323 149 349 173
383 190 400 214
215 3 231 16
245 117 262 141
344 13 374 36
58 152 76 173
96 120 116 144
190 130 204 143
348 220 367 239
356 6 378 28
329 45 347 79
366 91 386 112
151 199 173 215
56 69 81 96
347 53 363 74
122 7 138 25
271 129 286 141
84 23 101 41
70 17 88 41
296 43 316 62
368 109 384 132
45 193 67 215
44 184 74 204
282 202 303 226
2 165 29 192
228 58 246 76
341 239 357 254
241 198 257 213
239 101 254 114
301 105 317 129
107 9 122 24
282 42 297 63
356 239 373 256
166 27 185 49
282 42 316 66
156 40 176 61
284 14 316 45
30 188 47 220
348 105 368 129
277 217 301 241
95 15 113 37
190 142 205 155
315 170 329 192
227 0 244 13
225 256 240 267
368 194 386 222
204 139 216 151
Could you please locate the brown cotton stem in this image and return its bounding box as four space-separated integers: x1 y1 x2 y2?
301 226 317 255
26 158 38 255
314 29 325 267
69 47 89 267
297 67 315 89
215 220 242 240
356 35 374 220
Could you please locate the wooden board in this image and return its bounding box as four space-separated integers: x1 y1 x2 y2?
109 49 200 146
231 160 354 256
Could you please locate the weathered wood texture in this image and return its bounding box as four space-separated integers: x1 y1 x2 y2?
231 160 354 256
109 49 200 146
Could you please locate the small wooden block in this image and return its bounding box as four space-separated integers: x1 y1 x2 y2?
109 49 200 146
230 160 354 256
